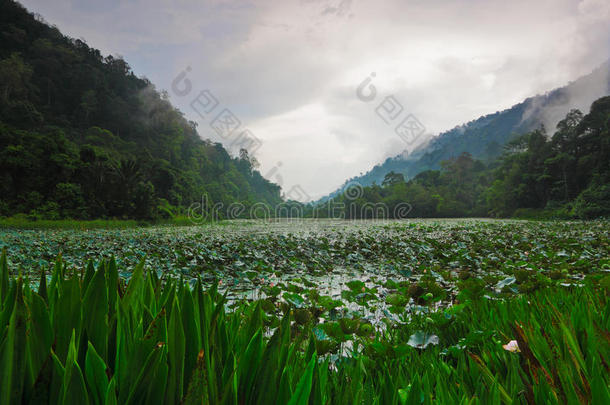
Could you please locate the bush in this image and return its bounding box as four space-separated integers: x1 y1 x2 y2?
53 182 86 218
28 201 61 220
572 183 610 219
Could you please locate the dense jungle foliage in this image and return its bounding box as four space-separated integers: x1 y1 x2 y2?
0 0 281 221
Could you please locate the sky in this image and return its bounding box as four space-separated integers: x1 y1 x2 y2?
20 0 610 200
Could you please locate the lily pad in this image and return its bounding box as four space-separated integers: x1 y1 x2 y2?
283 292 305 308
407 331 439 349
496 276 516 289
386 293 407 306
346 280 365 292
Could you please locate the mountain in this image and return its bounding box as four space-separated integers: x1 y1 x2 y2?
323 62 610 200
315 94 610 219
0 0 281 220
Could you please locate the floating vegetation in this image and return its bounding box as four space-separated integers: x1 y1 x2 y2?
0 219 609 403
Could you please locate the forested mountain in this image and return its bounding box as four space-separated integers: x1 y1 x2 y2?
325 62 610 199
315 96 610 219
0 0 281 220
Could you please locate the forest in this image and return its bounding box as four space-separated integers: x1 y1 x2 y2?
0 0 281 221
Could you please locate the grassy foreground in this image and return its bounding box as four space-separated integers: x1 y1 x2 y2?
0 248 609 404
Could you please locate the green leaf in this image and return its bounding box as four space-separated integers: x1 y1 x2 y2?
82 266 109 359
85 342 109 405
106 258 119 319
0 247 8 304
124 347 164 405
52 276 82 362
166 297 185 405
104 378 117 405
0 277 27 405
287 353 316 405
407 331 439 349
26 292 53 384
346 280 366 292
38 266 48 302
238 328 264 399
386 293 407 306
496 277 516 289
62 330 90 405
283 292 305 308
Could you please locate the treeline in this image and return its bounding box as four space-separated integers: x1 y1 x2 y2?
0 1 281 220
313 96 610 219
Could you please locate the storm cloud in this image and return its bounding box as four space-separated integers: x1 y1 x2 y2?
20 0 610 199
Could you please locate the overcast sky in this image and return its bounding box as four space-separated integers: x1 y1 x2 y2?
20 0 610 200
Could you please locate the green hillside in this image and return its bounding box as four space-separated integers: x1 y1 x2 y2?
325 62 610 200
316 96 610 219
0 0 281 220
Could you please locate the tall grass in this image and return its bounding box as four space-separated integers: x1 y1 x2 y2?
0 249 608 404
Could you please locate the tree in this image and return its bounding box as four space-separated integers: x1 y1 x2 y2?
0 53 32 104
382 171 405 187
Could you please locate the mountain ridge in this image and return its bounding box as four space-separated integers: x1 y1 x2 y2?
320 61 610 201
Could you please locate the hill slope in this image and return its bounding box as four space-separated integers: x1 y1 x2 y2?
325 62 610 199
0 0 281 220
316 95 610 219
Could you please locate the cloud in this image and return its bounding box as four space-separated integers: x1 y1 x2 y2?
20 0 610 199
